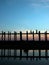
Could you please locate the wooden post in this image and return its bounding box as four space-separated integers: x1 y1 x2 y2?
14 49 17 57
39 31 40 41
33 50 34 60
4 49 5 57
14 49 17 59
14 31 17 41
20 49 22 57
9 32 11 41
8 31 11 41
8 49 9 56
9 49 11 56
4 32 6 41
26 31 28 41
20 49 22 60
14 49 16 57
45 31 47 41
26 50 28 60
1 49 3 56
20 31 22 41
33 31 34 41
39 50 41 60
8 31 9 40
1 31 3 41
45 50 48 60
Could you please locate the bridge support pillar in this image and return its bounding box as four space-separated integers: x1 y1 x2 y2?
39 50 41 60
33 50 34 60
45 50 48 60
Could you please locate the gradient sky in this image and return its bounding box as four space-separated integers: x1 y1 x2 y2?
0 0 49 32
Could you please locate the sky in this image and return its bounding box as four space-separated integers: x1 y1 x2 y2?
0 0 49 32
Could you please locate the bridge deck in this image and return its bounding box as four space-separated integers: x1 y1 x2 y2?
0 41 49 49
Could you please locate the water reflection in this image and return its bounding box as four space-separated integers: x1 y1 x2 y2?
0 50 49 65
24 49 28 54
0 49 49 60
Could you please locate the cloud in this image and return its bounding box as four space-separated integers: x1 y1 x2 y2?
40 0 49 2
31 0 49 8
32 3 41 7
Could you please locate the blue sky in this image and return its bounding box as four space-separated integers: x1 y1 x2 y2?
0 0 49 32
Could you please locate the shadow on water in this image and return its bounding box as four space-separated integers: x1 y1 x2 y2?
24 49 29 54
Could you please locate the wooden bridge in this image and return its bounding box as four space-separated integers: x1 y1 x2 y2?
0 30 49 59
0 30 49 49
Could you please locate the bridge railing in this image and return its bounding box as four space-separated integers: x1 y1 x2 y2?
0 30 48 41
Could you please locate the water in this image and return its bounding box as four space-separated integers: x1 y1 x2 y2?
0 50 49 65
0 58 49 65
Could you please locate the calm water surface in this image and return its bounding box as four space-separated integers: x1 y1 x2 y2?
0 50 49 65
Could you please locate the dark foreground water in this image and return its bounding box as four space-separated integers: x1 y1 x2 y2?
0 50 49 65
0 58 49 65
